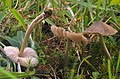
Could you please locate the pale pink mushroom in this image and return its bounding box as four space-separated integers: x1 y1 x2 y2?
3 9 52 69
4 46 38 67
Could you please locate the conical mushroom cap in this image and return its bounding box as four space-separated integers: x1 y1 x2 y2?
4 46 38 67
85 21 118 36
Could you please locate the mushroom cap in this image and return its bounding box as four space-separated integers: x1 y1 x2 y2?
4 46 38 67
85 21 118 36
66 32 89 45
51 25 66 37
51 25 89 45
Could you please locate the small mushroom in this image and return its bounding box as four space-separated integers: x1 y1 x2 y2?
4 46 38 67
51 25 89 45
3 9 52 71
84 21 118 59
85 21 117 35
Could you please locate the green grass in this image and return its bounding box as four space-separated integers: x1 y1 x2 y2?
0 0 120 79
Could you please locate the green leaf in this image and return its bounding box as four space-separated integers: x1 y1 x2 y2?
10 69 35 78
11 8 27 30
115 52 120 78
0 68 35 79
16 31 25 47
0 67 17 79
84 15 88 27
96 0 102 21
4 36 20 48
110 0 120 6
92 72 99 79
97 0 102 9
108 59 112 79
50 0 59 8
45 18 54 25
2 0 12 9
0 12 6 23
67 0 119 12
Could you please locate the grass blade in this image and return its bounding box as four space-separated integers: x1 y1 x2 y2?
115 52 120 78
11 8 26 30
77 55 91 74
108 59 112 79
85 59 97 72
0 12 6 24
67 0 120 12
2 0 12 9
96 0 102 21
0 67 17 79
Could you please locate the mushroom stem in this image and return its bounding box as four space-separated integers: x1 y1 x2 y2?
17 62 22 73
99 35 111 59
19 9 52 56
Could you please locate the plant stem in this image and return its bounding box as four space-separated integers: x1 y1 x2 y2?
0 41 6 47
108 59 112 79
63 38 70 77
19 9 52 56
17 62 21 73
64 38 70 73
99 35 111 59
115 52 120 78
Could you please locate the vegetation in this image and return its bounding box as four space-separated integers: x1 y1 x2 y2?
0 0 120 79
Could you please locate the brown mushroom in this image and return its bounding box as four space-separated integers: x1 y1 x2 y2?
85 21 117 35
51 25 89 45
84 21 118 59
3 9 52 70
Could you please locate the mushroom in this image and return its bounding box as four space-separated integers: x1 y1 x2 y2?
3 9 52 71
85 21 117 35
84 21 118 59
4 46 38 67
51 25 89 45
